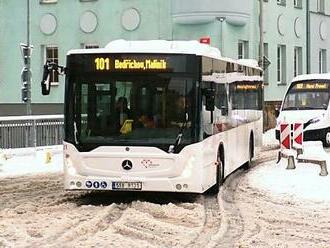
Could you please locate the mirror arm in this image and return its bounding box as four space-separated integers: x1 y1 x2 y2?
41 60 66 95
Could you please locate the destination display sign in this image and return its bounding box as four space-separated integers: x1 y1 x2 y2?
294 82 329 90
236 84 260 90
94 57 168 71
68 53 197 74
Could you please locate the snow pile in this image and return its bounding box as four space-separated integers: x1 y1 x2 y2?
0 146 63 178
262 128 278 148
248 142 330 203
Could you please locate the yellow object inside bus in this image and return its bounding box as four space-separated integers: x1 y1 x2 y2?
120 119 134 134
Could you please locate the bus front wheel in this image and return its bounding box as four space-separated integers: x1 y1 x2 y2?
323 130 330 147
207 149 224 195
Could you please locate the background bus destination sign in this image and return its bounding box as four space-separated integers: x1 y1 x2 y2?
95 57 167 71
294 82 329 90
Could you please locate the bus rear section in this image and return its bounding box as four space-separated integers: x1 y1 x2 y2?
276 74 330 146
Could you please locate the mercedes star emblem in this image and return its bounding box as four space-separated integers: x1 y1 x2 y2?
122 160 133 170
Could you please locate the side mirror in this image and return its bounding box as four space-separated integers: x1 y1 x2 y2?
41 63 51 95
275 107 280 118
203 88 215 111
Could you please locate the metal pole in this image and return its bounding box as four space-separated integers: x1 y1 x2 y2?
26 0 31 116
306 0 310 73
216 17 226 56
27 0 37 148
259 0 264 69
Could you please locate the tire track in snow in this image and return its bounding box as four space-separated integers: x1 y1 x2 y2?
184 194 222 248
212 146 278 248
0 175 206 247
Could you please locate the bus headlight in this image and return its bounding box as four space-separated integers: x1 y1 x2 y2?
182 156 196 178
64 156 77 175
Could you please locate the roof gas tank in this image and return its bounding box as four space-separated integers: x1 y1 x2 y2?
172 0 251 26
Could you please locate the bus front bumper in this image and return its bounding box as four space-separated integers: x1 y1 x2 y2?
64 173 210 194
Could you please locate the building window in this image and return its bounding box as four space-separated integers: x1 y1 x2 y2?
294 0 302 8
319 49 327 73
40 0 57 3
317 0 325 13
277 45 286 84
238 40 249 59
294 47 303 77
277 0 286 6
45 46 59 85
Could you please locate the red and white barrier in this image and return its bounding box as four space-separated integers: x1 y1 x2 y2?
293 123 303 148
280 123 291 150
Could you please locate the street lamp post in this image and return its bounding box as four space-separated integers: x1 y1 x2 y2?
259 0 264 69
21 0 36 147
26 0 31 116
216 17 226 56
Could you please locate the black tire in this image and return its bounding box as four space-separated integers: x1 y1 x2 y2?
323 129 330 147
207 150 224 195
243 135 254 170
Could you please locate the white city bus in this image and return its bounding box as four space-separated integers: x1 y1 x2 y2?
41 40 263 194
276 73 330 146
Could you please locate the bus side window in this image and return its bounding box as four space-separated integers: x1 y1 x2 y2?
215 83 228 116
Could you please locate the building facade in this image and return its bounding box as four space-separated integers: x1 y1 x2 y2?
262 0 307 128
0 0 172 115
310 0 330 74
0 0 330 129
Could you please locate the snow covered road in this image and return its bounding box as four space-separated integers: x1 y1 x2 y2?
219 147 330 248
1 145 330 247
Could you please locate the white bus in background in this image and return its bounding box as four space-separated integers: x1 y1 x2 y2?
276 73 330 146
41 40 263 194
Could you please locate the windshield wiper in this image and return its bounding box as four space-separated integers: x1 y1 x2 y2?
282 107 299 111
168 112 189 153
73 121 79 144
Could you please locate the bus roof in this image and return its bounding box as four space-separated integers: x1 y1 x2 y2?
67 39 261 70
292 73 330 82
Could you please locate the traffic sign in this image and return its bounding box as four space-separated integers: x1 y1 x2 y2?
20 43 33 65
263 56 271 69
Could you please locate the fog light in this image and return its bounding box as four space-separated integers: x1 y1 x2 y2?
183 184 188 189
70 181 75 186
176 184 182 190
76 181 82 187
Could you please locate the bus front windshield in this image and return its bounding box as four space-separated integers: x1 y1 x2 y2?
282 81 330 110
72 74 195 147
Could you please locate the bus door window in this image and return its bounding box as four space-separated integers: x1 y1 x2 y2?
79 84 87 135
201 81 215 136
166 78 193 138
214 83 229 133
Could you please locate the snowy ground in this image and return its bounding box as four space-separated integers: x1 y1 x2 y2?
1 132 330 247
0 146 63 177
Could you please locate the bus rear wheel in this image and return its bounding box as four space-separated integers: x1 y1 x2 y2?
243 135 254 170
207 150 224 195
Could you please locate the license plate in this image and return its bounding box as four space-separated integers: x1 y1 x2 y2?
112 182 142 190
